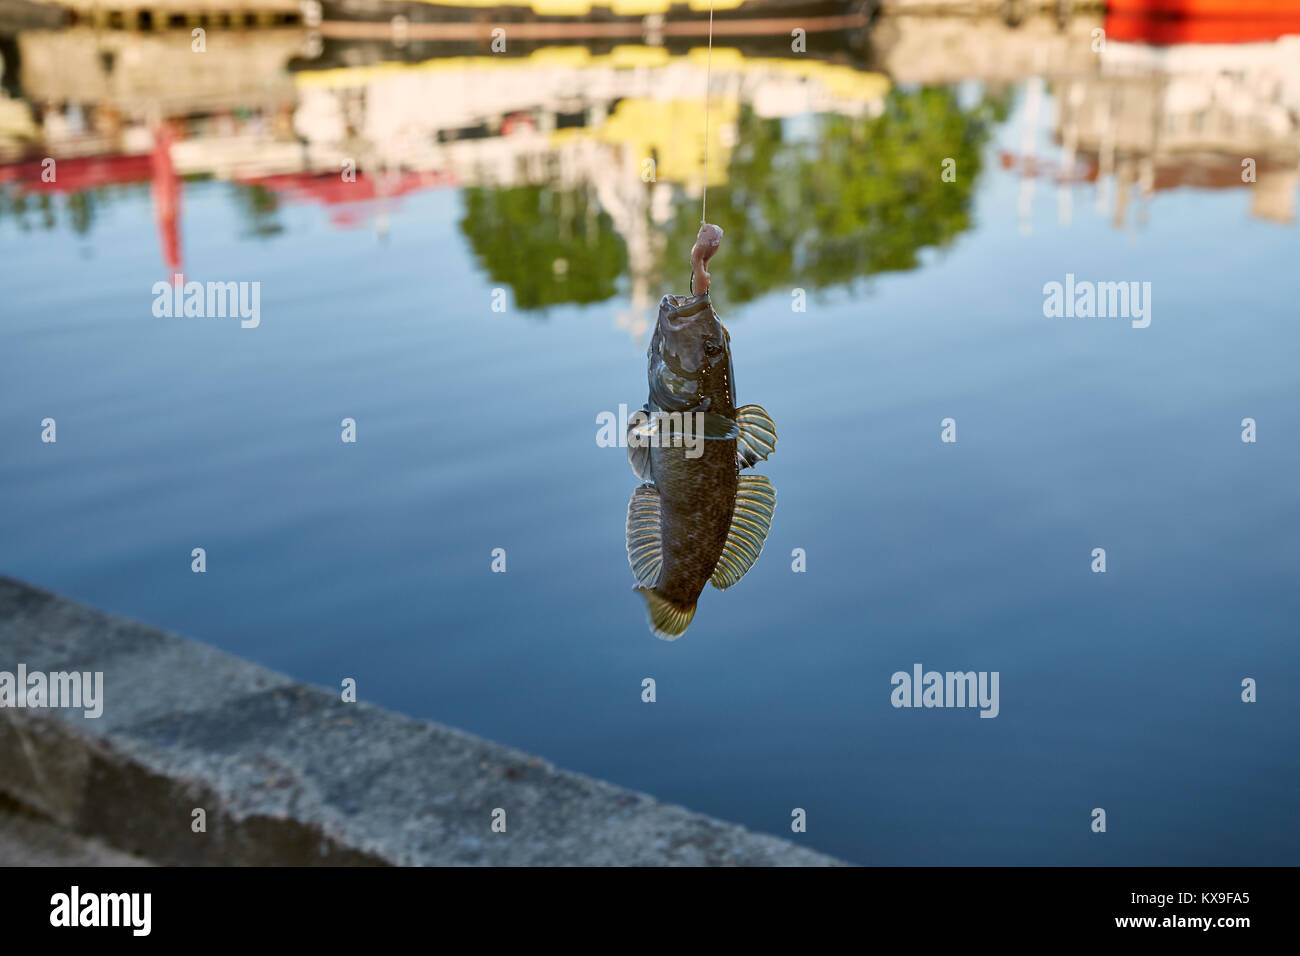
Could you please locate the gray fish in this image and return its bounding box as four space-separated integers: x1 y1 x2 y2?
625 235 777 639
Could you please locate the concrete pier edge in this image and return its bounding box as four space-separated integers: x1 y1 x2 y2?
0 576 842 866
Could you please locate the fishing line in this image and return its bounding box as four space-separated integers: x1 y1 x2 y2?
701 0 714 225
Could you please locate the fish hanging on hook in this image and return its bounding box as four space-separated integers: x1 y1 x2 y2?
624 223 779 639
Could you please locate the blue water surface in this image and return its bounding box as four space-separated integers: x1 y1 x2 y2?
3 89 1298 865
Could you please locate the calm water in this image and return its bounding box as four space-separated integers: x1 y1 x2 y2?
2 32 1299 865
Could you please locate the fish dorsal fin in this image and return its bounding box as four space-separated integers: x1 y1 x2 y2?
637 587 696 640
735 405 777 470
710 475 776 590
625 484 663 587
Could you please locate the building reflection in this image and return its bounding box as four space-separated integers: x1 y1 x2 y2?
1 9 1297 329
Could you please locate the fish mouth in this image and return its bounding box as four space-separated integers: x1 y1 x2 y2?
657 293 713 333
652 293 728 382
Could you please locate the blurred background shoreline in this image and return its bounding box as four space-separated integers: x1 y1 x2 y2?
3 1 1297 323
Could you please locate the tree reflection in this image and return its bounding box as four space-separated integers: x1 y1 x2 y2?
231 183 285 239
457 86 1009 313
458 183 627 311
658 87 1010 307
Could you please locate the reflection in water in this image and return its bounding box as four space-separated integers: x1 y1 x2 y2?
459 183 626 310
457 86 1004 319
4 18 1298 325
624 231 777 639
652 88 1008 308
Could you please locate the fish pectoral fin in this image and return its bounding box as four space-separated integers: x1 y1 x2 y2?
627 404 653 480
700 411 740 440
625 484 663 588
709 475 777 590
633 409 736 455
648 410 737 440
735 404 777 469
637 587 696 640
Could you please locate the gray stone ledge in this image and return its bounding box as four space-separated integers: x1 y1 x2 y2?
0 576 842 866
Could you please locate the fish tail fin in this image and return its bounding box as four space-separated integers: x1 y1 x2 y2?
636 587 696 641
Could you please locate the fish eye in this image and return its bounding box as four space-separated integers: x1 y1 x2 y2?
705 340 722 356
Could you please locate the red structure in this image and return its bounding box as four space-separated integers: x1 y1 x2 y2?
2 141 456 270
1107 0 1300 44
151 123 183 277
